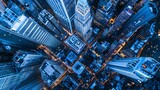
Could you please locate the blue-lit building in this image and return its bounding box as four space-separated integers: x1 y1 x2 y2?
46 0 76 34
12 50 47 68
13 77 46 90
74 0 93 41
72 61 85 75
0 8 18 28
0 25 39 48
39 59 65 86
38 9 64 38
0 4 61 49
65 51 78 65
107 57 160 82
94 0 119 28
0 0 160 89
121 2 158 36
0 62 40 89
133 0 150 11
108 5 134 36
64 35 86 54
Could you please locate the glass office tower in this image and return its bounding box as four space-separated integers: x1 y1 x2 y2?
107 57 160 82
0 5 61 49
46 0 76 34
120 2 158 37
0 62 40 89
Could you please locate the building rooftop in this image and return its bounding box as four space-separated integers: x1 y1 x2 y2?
66 51 78 63
72 61 85 75
12 50 44 68
108 57 160 82
64 35 86 54
39 59 65 86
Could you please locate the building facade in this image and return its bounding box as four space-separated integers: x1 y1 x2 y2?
38 9 65 38
0 6 61 49
13 76 45 90
120 2 158 37
46 0 76 34
107 57 160 82
74 0 93 41
0 62 40 89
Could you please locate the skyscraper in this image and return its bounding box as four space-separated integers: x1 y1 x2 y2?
14 76 46 90
120 2 158 37
0 6 61 49
46 0 76 34
108 5 134 36
74 0 93 41
0 62 40 89
0 25 39 48
38 9 65 38
94 0 119 28
107 57 160 82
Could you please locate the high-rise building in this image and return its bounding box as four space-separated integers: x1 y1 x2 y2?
107 57 160 82
0 7 61 49
120 2 158 37
108 6 134 36
46 0 76 34
0 62 40 89
0 25 39 48
94 0 119 28
74 0 93 41
12 50 47 68
14 76 46 90
38 9 65 37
